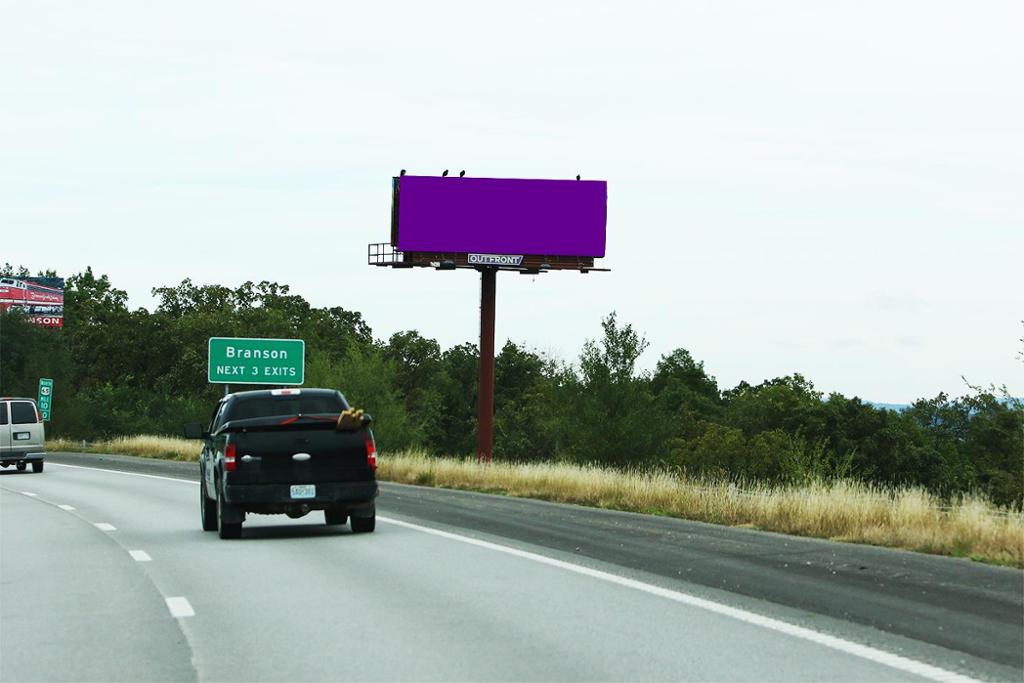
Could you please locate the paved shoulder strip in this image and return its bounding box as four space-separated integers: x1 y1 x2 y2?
380 516 979 683
49 461 197 485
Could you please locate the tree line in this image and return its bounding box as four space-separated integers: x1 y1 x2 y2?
2 265 1021 507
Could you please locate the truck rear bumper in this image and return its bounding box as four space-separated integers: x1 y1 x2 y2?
224 481 378 510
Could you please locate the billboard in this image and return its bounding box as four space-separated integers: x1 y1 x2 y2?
0 276 65 328
393 176 607 257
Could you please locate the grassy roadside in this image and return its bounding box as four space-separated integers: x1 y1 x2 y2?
48 435 202 461
47 435 1024 567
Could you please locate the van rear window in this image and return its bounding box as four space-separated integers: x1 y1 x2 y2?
11 402 38 424
0 403 7 425
226 395 346 422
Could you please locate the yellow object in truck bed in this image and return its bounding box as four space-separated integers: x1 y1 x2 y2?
336 408 364 431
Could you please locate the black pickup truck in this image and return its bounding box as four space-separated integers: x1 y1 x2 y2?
185 388 378 539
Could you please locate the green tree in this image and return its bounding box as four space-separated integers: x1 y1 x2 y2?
723 374 827 440
429 343 479 456
670 423 747 479
651 348 722 441
493 341 562 461
562 313 669 467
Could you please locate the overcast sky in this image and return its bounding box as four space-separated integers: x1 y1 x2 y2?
2 1 1021 402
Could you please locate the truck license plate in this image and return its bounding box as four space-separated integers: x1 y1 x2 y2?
290 484 316 499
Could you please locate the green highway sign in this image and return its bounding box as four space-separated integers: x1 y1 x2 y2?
37 378 53 421
208 337 305 386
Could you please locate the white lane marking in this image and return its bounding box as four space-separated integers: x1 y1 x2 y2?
94 522 117 531
46 459 977 682
20 491 37 497
58 504 76 511
165 597 194 618
129 550 152 562
378 516 979 683
48 462 198 486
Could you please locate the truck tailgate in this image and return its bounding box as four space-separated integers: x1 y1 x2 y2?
226 424 372 485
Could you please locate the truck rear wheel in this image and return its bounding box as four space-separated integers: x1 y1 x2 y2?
351 511 375 533
200 479 217 531
217 489 242 539
31 461 43 473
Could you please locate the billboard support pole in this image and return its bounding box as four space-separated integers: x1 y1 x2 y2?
477 267 496 464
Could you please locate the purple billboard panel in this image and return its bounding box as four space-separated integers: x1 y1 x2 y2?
395 176 607 258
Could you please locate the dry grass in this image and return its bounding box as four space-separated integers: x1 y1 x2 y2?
48 435 201 462
46 436 1023 566
380 451 1024 567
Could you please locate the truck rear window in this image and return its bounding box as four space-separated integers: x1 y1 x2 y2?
10 402 38 424
226 395 346 422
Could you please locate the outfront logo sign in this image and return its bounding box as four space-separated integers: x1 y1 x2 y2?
208 337 305 385
468 253 524 267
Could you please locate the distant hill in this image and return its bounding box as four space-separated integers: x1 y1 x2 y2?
866 398 1022 412
867 402 910 412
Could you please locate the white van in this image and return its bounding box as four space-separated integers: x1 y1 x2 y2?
0 397 45 473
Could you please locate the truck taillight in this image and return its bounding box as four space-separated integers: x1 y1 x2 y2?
365 433 377 471
224 443 237 472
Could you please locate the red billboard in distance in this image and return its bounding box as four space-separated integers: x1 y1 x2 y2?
0 276 65 328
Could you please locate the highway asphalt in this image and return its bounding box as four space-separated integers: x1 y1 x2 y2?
1 452 1021 682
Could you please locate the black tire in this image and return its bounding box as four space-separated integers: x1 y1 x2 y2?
351 512 375 533
16 462 26 471
217 487 242 539
31 461 43 473
200 478 217 531
324 508 348 526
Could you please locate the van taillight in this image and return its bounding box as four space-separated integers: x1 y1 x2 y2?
36 407 43 423
224 443 237 472
365 433 377 471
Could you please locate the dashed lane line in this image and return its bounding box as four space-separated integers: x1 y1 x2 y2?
4 485 194 629
165 597 195 618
